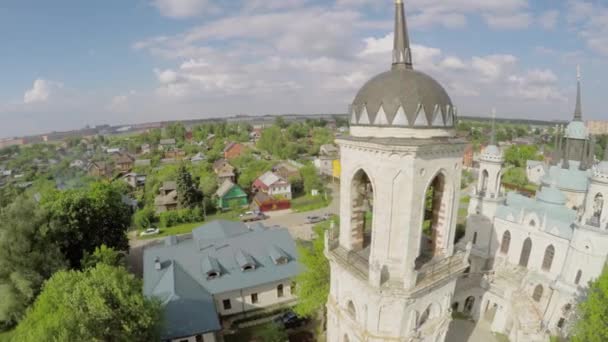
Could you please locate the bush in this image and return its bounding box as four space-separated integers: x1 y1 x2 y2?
134 206 157 229
159 208 205 228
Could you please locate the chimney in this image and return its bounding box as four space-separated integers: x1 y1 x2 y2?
154 257 161 270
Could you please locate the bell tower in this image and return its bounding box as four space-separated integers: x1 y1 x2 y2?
325 1 470 341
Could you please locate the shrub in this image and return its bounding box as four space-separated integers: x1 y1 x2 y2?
159 208 205 228
134 206 157 229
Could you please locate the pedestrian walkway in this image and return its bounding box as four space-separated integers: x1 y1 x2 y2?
446 319 499 342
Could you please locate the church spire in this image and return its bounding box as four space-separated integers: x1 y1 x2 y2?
392 0 413 69
574 65 583 121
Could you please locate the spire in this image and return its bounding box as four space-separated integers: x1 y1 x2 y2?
490 108 497 146
574 65 582 121
392 0 413 69
604 142 608 162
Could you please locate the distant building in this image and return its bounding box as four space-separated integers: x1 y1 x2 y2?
315 144 339 177
223 142 244 160
159 139 177 151
191 152 207 163
272 162 300 181
69 159 86 169
251 192 291 212
250 128 263 142
123 172 146 188
113 153 135 172
164 149 186 160
586 120 608 135
213 159 235 183
87 161 113 178
143 220 301 342
141 143 151 155
252 171 292 200
154 181 178 213
0 137 26 149
215 180 248 210
463 144 474 168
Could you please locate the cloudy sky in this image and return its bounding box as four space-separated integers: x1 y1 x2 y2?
0 0 607 138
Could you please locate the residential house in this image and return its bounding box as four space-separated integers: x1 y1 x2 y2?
272 162 300 181
106 147 122 154
249 128 262 142
213 159 235 183
159 139 177 151
123 173 147 188
143 220 301 342
223 142 244 160
141 143 151 154
315 144 339 178
164 149 186 160
191 152 207 163
251 192 291 212
155 181 178 213
161 158 178 165
215 180 248 210
252 171 292 200
88 161 113 178
113 153 135 172
70 159 86 169
463 144 474 168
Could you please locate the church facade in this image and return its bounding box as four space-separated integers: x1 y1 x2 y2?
454 71 608 341
325 1 470 341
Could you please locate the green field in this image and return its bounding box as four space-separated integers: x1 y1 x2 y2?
291 194 331 213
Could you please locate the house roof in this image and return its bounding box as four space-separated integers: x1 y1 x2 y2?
256 171 288 189
223 142 241 153
541 165 590 192
151 261 221 340
160 138 176 145
216 179 241 198
143 220 301 297
162 181 177 191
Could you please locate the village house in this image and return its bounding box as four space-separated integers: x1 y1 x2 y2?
191 152 206 163
69 159 86 169
223 142 244 160
141 143 151 154
113 153 135 172
164 149 186 160
252 171 292 200
123 172 147 188
143 220 301 342
135 159 152 167
215 180 248 211
87 161 113 178
154 181 178 213
249 128 263 142
314 144 339 178
251 192 291 212
272 162 300 181
213 159 235 183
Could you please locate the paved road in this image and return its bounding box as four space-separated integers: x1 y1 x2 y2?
127 183 340 277
447 319 499 342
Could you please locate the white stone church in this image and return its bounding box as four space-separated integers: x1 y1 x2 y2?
324 1 608 342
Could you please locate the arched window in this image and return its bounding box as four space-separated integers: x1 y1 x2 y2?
472 232 478 245
593 193 604 220
418 305 431 328
533 284 543 302
417 173 448 269
481 169 489 194
542 245 555 271
344 334 350 342
529 220 536 227
464 296 475 314
277 284 284 298
347 301 356 320
574 270 582 285
519 238 532 268
350 169 374 251
500 231 511 254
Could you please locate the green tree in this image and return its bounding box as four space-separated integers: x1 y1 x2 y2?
504 145 541 167
571 267 608 342
176 165 202 209
81 245 125 269
300 165 323 195
502 167 528 187
166 122 186 142
133 206 157 229
274 116 288 129
294 224 330 318
0 197 67 329
12 264 162 342
43 182 132 268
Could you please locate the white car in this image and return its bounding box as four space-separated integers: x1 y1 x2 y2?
140 228 160 236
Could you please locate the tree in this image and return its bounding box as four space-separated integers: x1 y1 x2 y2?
176 165 202 209
81 245 125 269
294 224 330 318
257 126 285 157
274 116 288 129
502 167 528 187
0 197 67 329
504 145 541 168
12 264 162 342
166 122 186 142
133 206 157 229
571 267 608 342
300 165 323 195
43 182 132 268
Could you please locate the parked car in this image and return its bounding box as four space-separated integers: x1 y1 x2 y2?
306 215 325 224
241 212 267 222
274 311 308 330
140 227 160 236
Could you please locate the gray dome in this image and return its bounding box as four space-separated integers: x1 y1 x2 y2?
484 145 500 156
351 68 454 127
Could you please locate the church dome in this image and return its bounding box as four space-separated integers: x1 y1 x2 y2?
537 186 567 206
351 68 454 127
349 0 455 131
565 121 588 140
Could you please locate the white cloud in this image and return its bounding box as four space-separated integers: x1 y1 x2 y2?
538 10 559 30
440 57 466 70
23 79 62 104
567 0 608 56
153 0 216 18
484 12 532 29
472 55 518 81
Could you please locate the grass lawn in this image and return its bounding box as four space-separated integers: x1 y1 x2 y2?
291 194 331 213
223 322 276 342
0 330 14 341
139 211 241 240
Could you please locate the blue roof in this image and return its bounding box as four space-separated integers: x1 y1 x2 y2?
541 165 590 192
143 221 302 338
496 190 577 240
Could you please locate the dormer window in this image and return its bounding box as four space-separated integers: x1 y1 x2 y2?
269 246 289 265
207 271 220 279
235 250 256 272
202 256 221 280
242 264 255 271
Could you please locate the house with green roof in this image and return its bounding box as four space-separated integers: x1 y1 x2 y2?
143 220 302 341
215 180 248 210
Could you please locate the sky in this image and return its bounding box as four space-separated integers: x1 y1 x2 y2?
1 0 607 138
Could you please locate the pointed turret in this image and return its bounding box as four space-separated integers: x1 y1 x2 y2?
574 65 583 121
490 108 497 146
392 0 413 69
